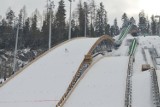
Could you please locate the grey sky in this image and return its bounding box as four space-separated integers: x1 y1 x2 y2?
0 0 159 26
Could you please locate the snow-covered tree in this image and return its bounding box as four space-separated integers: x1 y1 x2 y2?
139 10 147 34
113 18 119 35
122 13 129 28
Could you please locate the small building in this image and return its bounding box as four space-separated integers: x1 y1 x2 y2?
142 64 151 71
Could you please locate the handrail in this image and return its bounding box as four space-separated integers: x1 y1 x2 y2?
56 35 114 107
128 38 137 56
119 24 132 41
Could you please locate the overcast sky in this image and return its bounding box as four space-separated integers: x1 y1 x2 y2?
0 0 160 26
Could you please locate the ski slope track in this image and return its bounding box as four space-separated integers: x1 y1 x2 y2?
0 37 101 107
63 56 129 107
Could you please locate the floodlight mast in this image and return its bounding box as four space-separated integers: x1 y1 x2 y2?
48 1 54 50
84 2 87 37
13 18 20 73
68 0 72 40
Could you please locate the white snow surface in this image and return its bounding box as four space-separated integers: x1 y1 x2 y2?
133 47 145 74
0 37 99 107
64 56 129 107
130 35 160 107
144 49 154 67
1 35 160 107
132 71 153 107
156 70 160 91
138 36 160 49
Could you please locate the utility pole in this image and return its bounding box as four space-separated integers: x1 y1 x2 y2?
84 2 87 37
13 18 20 73
48 0 54 49
155 15 160 36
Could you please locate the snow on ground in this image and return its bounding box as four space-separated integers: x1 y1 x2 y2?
0 79 4 83
144 49 154 67
0 37 99 107
132 71 153 107
1 35 160 107
63 56 129 107
138 36 160 49
131 35 160 74
131 35 160 107
156 70 160 92
133 47 145 74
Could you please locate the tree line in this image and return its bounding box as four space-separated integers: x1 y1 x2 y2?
1 0 158 52
0 0 120 51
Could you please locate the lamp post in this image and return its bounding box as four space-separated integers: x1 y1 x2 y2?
48 0 54 50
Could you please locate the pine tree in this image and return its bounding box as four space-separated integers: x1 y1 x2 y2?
130 17 136 25
6 8 15 27
23 18 30 47
104 11 109 35
122 13 129 28
78 1 85 36
0 19 7 49
71 19 79 38
105 24 110 35
18 9 24 49
113 18 119 35
151 15 157 35
139 10 147 34
31 13 39 48
110 25 115 36
55 0 66 41
95 2 106 36
22 6 27 27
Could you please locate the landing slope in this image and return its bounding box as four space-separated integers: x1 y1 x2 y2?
64 56 129 107
0 37 98 107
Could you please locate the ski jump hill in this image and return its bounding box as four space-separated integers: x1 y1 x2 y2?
0 35 114 107
1 33 160 107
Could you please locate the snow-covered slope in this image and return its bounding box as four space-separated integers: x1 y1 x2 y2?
0 37 99 107
132 71 153 107
1 35 160 107
63 56 129 107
